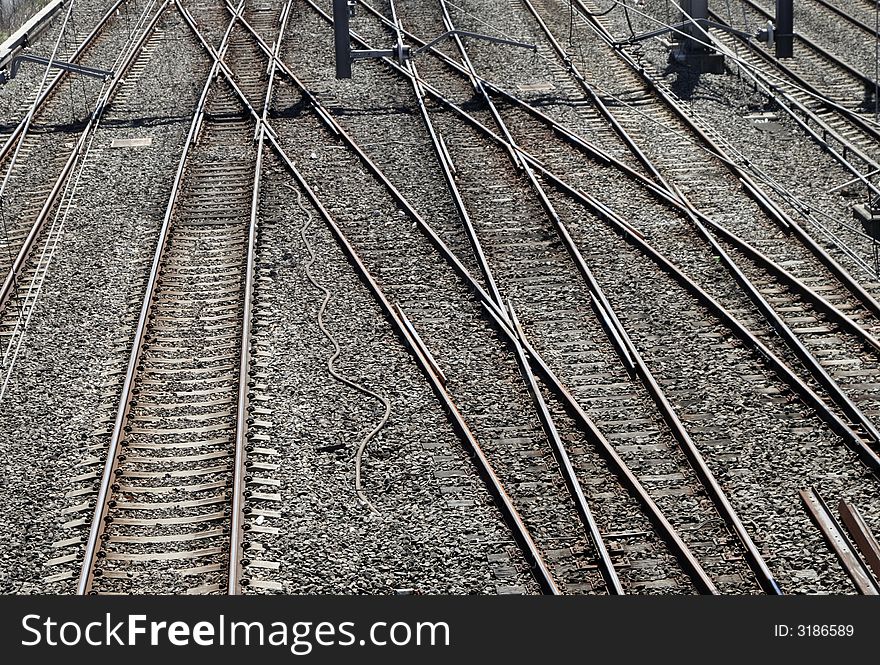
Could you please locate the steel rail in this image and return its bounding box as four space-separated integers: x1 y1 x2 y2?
308 0 872 596
397 20 617 362
507 301 625 594
406 52 880 466
526 146 880 469
611 0 880 201
76 3 243 595
212 0 721 593
429 0 778 593
0 0 127 166
433 2 524 170
393 304 561 593
397 12 504 308
357 0 880 333
395 6 625 593
800 487 880 594
228 0 290 597
544 0 880 202
309 0 880 474
547 2 880 441
811 0 880 43
423 0 627 593
180 2 562 594
291 167 560 593
610 0 880 158
217 0 631 595
590 267 784 594
438 0 712 593
669 179 880 449
565 0 880 314
226 1 731 595
838 498 880 582
520 0 880 308
0 0 161 317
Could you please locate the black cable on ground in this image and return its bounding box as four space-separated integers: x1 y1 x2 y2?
290 184 391 514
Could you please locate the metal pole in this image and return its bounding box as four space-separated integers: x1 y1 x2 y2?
874 0 878 121
775 0 793 58
333 0 351 78
683 0 708 48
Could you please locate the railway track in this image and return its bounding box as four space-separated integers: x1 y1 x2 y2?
6 0 879 595
0 0 130 164
0 0 144 270
219 0 740 594
737 0 878 90
273 81 689 593
552 1 877 439
810 0 880 41
73 0 283 594
350 0 880 460
750 0 880 90
280 0 852 592
504 0 880 445
549 1 880 281
644 0 880 281
368 0 775 593
308 0 880 592
708 0 880 164
0 0 167 389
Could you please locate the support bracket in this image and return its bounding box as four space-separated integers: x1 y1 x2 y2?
0 53 114 85
411 30 537 57
332 0 536 79
623 19 754 45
